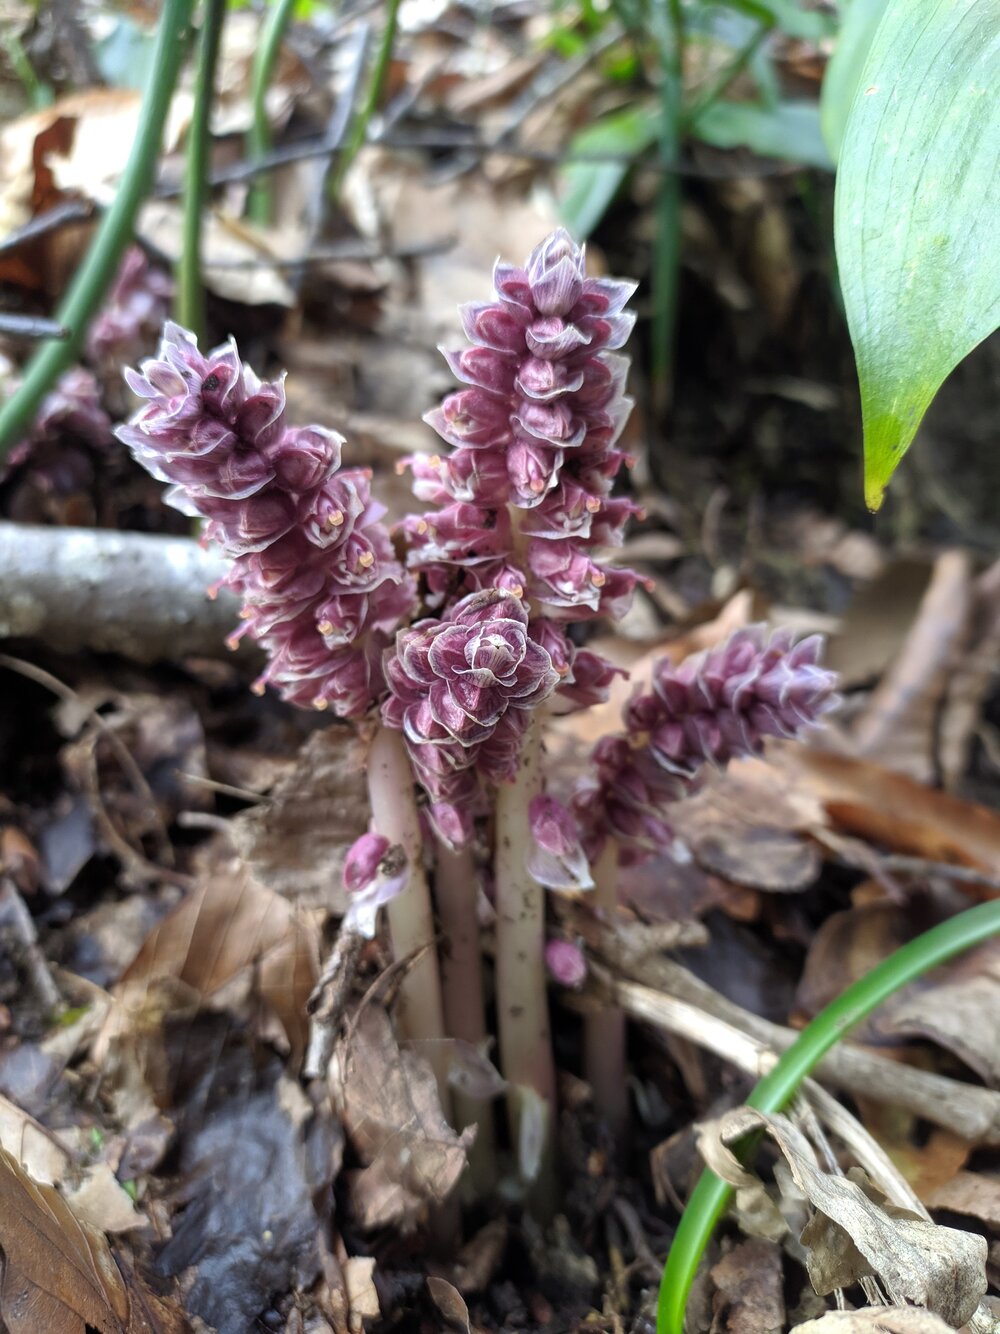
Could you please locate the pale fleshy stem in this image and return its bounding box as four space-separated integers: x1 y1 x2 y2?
494 712 557 1210
434 838 497 1194
584 838 629 1136
367 725 451 1115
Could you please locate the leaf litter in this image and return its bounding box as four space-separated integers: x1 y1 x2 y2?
4 3 1000 1331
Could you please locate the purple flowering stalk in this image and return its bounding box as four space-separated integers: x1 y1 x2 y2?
117 229 838 1204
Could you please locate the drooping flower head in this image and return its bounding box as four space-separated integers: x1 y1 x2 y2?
575 626 840 857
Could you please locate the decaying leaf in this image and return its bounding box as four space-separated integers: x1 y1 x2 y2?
231 726 370 910
154 1068 337 1334
926 1171 1000 1228
707 1108 988 1328
710 1237 785 1334
790 1310 956 1333
0 1147 185 1333
334 1006 473 1231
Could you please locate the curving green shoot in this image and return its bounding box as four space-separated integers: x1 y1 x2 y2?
657 896 1000 1334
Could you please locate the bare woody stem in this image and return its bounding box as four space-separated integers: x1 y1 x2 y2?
434 838 497 1193
584 838 629 1136
494 712 557 1206
367 725 451 1113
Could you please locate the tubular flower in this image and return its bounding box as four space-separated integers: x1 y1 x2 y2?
575 626 840 856
116 323 415 717
382 588 559 844
399 228 647 710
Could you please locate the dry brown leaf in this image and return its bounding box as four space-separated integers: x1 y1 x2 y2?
790 1310 955 1333
672 791 820 893
231 726 370 910
710 1237 784 1334
852 551 973 783
708 1108 987 1328
334 1006 472 1231
342 1257 380 1327
775 748 1000 879
427 1276 472 1332
110 856 317 1064
0 1147 185 1333
926 1171 1000 1227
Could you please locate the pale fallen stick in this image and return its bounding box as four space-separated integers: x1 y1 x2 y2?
585 969 1000 1146
0 523 256 665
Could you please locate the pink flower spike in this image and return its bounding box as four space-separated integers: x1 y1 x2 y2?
545 939 587 989
527 795 594 892
342 833 408 938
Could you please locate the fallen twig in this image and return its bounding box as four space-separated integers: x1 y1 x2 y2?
582 961 1000 1145
304 926 364 1079
0 523 254 665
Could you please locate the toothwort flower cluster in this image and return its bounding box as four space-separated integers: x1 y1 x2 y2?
575 626 839 856
117 324 415 715
385 231 648 843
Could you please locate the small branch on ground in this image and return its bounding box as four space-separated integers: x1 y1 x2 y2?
0 523 256 665
305 926 364 1080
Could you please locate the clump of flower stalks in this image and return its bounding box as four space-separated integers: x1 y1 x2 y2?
117 231 838 1204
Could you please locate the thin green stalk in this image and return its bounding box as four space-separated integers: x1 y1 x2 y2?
657 897 1000 1334
649 0 684 418
246 0 297 226
683 22 772 128
0 0 195 458
1 28 53 108
331 0 402 196
177 0 226 339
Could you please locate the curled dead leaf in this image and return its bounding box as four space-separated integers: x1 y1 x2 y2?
708 1108 987 1328
790 1310 955 1333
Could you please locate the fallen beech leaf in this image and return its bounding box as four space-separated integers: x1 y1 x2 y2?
710 1237 784 1334
231 727 370 910
112 856 317 1063
774 748 1000 880
0 1091 69 1185
709 1108 987 1328
427 1276 472 1332
0 1147 184 1333
790 1309 955 1333
334 1006 472 1231
825 557 936 687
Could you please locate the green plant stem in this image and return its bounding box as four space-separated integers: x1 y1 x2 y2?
246 0 297 226
657 897 1000 1334
649 0 684 418
177 0 226 339
683 22 772 128
331 0 402 196
0 0 195 459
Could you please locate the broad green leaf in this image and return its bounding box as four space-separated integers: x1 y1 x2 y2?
692 99 832 169
834 0 1000 511
820 0 887 160
557 103 658 239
